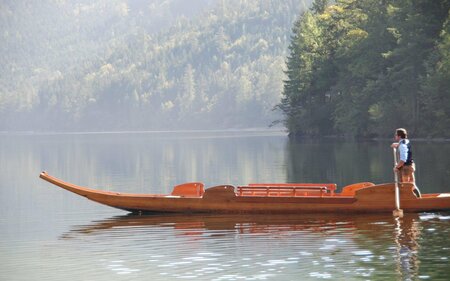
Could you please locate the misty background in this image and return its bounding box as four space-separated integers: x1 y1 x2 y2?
1 0 310 132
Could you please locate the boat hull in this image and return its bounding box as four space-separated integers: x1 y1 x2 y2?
39 172 450 214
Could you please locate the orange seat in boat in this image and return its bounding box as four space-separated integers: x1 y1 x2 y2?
340 182 375 196
171 182 205 197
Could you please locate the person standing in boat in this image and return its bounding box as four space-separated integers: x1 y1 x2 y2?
391 128 421 197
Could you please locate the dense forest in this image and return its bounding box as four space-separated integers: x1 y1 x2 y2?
279 0 450 138
0 0 310 131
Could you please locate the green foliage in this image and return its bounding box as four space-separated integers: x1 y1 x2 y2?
0 0 310 131
420 12 450 137
279 0 450 138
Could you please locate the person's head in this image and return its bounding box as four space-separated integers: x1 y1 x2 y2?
395 128 407 140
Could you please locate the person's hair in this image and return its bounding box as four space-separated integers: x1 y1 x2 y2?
396 128 407 139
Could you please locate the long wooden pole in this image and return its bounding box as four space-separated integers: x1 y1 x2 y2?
393 148 404 217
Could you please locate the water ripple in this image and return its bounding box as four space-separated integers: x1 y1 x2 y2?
2 213 450 280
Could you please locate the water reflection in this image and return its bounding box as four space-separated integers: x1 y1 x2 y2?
60 213 447 280
285 139 391 186
394 216 420 281
63 213 361 237
285 138 450 192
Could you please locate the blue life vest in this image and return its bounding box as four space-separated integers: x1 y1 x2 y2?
400 139 414 165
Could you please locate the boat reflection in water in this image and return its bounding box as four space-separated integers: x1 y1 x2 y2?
60 213 447 280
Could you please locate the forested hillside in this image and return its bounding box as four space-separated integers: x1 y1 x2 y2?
279 0 450 138
0 0 310 131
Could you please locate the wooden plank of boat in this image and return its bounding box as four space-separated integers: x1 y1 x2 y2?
39 171 450 214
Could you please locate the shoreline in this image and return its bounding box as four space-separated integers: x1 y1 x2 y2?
1 129 449 142
289 134 450 142
0 128 288 137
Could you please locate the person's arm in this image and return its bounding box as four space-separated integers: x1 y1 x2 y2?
395 160 405 171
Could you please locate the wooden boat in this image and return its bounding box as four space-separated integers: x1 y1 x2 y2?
39 171 450 214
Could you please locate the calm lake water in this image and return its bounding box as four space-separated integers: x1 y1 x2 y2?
0 131 449 280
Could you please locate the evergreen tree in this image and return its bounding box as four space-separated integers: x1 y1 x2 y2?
278 0 450 138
